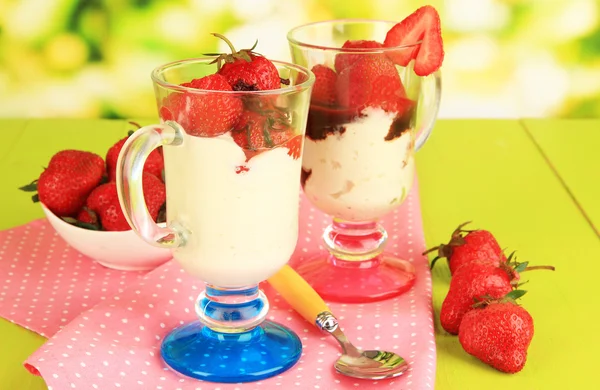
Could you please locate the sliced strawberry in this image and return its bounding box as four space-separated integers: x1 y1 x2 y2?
334 40 384 73
310 65 337 106
383 5 444 76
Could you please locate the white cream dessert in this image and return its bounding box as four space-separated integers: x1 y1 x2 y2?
302 106 414 222
163 132 301 288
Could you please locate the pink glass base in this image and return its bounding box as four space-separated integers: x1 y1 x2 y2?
295 254 417 303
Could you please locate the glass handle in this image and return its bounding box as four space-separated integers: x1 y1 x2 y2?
414 69 442 151
116 120 186 248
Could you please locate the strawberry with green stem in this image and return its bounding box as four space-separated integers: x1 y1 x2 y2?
20 150 105 217
424 221 506 275
207 33 285 91
459 290 534 374
440 256 554 335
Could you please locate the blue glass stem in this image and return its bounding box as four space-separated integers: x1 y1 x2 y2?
161 284 302 383
196 285 269 333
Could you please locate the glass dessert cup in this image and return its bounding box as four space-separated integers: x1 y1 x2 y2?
288 20 441 303
115 58 314 383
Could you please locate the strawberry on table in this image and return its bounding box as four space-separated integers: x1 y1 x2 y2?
32 150 105 217
209 33 283 91
459 290 534 373
384 5 444 76
335 55 407 112
334 40 384 73
160 73 243 137
440 259 515 335
310 65 337 106
424 221 506 275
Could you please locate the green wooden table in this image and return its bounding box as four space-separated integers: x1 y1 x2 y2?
1 119 598 389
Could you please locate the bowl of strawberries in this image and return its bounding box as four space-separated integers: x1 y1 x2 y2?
21 125 172 271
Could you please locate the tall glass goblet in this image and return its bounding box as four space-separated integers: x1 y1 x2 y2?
288 20 441 303
116 58 314 383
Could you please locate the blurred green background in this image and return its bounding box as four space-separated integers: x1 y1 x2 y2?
0 0 598 119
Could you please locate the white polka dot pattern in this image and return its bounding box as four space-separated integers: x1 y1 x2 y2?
0 219 146 337
22 182 435 389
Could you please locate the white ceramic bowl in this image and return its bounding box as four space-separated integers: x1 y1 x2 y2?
42 204 172 271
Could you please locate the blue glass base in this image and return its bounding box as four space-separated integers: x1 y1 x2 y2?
161 320 302 383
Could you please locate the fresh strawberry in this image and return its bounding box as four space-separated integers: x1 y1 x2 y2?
335 55 407 113
440 260 515 335
87 173 165 231
98 203 131 231
209 33 282 91
383 5 444 76
231 105 294 151
334 40 384 73
285 135 303 160
160 73 243 137
141 172 167 221
310 65 337 106
459 290 534 373
424 222 506 275
33 150 105 217
77 207 98 225
106 129 164 182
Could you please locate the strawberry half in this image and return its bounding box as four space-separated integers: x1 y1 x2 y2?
285 135 303 160
383 5 444 76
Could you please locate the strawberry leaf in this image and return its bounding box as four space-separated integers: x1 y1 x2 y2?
505 289 527 301
19 180 38 192
61 217 101 231
514 261 529 273
31 194 40 203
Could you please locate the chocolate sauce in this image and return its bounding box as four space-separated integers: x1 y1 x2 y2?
385 104 416 141
305 104 358 141
300 168 312 188
306 101 416 142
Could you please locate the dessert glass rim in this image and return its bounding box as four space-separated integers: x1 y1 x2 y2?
287 18 422 52
151 57 315 95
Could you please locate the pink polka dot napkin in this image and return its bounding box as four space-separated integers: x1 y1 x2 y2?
0 219 146 337
24 183 436 389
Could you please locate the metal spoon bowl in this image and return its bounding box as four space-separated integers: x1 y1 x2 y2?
316 311 409 379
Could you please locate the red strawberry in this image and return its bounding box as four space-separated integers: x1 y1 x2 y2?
334 40 384 73
77 207 98 225
335 55 407 113
36 150 105 217
383 5 444 76
210 33 282 91
160 73 243 137
232 107 294 151
424 222 506 275
106 133 164 182
285 135 303 160
459 291 534 373
310 65 337 106
89 173 165 231
440 260 515 335
141 172 167 221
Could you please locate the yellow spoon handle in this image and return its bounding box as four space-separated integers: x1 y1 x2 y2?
267 264 330 326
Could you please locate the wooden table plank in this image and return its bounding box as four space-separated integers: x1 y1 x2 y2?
521 119 600 236
416 119 600 390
